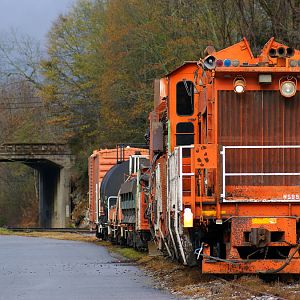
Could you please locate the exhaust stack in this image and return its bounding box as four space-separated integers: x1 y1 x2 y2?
268 48 277 57
277 47 286 57
286 47 295 57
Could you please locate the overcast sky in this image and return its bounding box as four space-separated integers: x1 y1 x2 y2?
0 0 76 44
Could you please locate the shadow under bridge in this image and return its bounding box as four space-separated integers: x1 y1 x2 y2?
0 143 74 228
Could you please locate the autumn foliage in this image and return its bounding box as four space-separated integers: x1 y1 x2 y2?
41 0 300 154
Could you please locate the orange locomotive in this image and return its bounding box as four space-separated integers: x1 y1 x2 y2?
149 37 300 274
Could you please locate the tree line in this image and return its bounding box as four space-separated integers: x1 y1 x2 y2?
41 0 300 155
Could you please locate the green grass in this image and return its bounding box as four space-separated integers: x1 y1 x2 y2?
0 227 12 235
108 246 147 261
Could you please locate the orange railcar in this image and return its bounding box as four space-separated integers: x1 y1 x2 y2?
149 38 300 273
88 146 148 231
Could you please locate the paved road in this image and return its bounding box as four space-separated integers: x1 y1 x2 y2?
0 236 178 300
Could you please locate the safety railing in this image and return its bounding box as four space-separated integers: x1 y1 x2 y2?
129 154 149 175
168 145 195 211
168 145 194 265
220 145 300 202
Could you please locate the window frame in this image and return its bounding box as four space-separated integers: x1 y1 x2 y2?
176 80 194 116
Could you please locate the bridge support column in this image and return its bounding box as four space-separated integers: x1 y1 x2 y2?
56 166 71 227
39 166 56 228
38 163 72 228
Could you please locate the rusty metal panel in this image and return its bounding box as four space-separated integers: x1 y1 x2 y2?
194 144 218 169
231 217 297 246
218 91 300 188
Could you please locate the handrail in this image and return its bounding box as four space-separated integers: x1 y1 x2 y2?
167 151 179 259
221 145 300 202
178 145 195 210
177 145 195 265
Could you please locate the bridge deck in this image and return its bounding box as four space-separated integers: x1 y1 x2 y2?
0 143 71 155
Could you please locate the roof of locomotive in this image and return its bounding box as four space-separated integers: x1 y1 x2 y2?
208 37 300 73
165 61 197 77
164 37 300 79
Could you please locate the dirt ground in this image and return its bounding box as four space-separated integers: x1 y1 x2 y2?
1 228 299 300
140 255 300 300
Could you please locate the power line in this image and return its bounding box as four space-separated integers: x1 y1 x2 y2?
0 96 41 101
0 106 44 110
0 102 42 105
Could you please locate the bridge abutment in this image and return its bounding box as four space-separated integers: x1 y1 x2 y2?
38 164 72 228
55 165 72 227
0 144 74 228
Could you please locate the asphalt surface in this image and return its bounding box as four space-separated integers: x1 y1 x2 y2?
0 235 178 300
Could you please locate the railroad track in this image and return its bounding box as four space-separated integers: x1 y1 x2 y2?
7 227 95 235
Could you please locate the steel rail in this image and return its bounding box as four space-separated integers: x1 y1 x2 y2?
6 227 95 234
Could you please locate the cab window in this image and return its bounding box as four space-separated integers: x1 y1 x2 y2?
176 122 194 146
176 80 194 116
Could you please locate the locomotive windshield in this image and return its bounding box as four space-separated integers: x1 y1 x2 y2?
176 122 194 146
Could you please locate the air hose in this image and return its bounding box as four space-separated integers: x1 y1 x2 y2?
258 244 300 274
194 244 300 272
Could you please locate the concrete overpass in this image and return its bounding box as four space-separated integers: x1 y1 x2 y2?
0 143 74 228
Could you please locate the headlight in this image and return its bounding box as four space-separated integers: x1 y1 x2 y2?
233 78 246 93
280 81 296 98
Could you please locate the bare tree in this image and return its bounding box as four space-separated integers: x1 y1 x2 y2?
0 30 43 88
